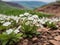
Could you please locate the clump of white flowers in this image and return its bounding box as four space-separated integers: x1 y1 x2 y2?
0 13 60 30
6 28 20 34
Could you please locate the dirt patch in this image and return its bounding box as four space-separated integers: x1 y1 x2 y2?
36 2 60 17
16 27 60 45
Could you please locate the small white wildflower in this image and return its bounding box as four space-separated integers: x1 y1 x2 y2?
14 29 20 34
39 24 44 28
32 15 38 19
1 21 5 23
16 19 19 23
28 17 34 20
49 21 52 24
24 13 29 16
3 22 11 26
21 17 27 21
25 21 30 25
6 29 13 34
40 20 45 24
33 20 37 24
14 16 18 20
56 25 59 27
19 14 24 17
36 24 40 26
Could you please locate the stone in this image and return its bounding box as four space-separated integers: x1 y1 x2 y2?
32 37 38 42
54 35 60 41
49 40 60 45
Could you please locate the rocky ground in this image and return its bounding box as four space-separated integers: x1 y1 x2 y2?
36 2 60 17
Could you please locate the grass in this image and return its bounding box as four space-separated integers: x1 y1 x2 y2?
0 8 53 17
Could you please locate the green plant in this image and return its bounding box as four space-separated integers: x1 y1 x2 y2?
0 19 18 31
0 26 8 31
0 31 23 45
44 21 58 29
20 20 40 38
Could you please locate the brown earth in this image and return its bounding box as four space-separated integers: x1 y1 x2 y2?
36 2 60 17
17 28 60 45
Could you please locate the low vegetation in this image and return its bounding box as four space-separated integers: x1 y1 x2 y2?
0 12 60 45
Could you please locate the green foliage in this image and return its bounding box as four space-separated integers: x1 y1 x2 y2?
0 32 23 45
44 21 58 29
30 10 53 18
0 19 17 31
0 26 8 31
20 20 40 38
0 8 52 18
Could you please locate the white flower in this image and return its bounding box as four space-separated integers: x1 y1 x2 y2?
6 29 13 34
56 25 58 27
19 14 24 17
32 15 38 19
33 20 37 24
28 17 34 20
21 17 27 21
39 24 44 28
1 21 5 23
49 21 52 24
16 19 19 23
3 22 11 26
14 29 19 34
40 20 45 24
24 13 29 16
25 21 30 25
36 24 40 26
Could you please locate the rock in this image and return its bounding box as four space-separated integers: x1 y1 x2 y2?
49 40 60 45
32 37 38 42
43 43 50 45
37 28 49 32
54 35 60 41
37 42 43 45
57 22 60 27
53 30 60 32
22 39 28 45
41 28 49 32
37 28 42 32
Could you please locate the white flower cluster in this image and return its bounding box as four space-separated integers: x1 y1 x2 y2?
5 25 21 34
6 28 20 34
38 17 60 24
19 13 60 28
0 13 60 30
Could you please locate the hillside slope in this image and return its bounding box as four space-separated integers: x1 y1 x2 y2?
13 1 46 9
0 1 26 15
0 1 24 10
36 2 60 17
5 2 24 9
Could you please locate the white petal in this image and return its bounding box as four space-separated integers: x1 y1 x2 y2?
3 22 11 26
6 29 13 34
14 29 19 34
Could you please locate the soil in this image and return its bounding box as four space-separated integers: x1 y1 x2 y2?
36 2 60 17
16 22 60 45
